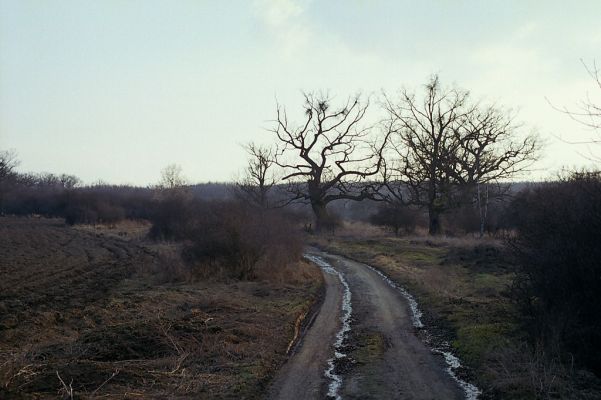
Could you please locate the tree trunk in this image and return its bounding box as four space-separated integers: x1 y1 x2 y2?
428 206 441 235
427 173 442 236
311 201 330 233
477 182 489 238
477 182 484 238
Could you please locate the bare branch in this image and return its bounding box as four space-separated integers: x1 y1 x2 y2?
384 75 541 235
234 142 277 208
270 92 391 231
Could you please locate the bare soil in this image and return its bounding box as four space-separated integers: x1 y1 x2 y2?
0 217 321 399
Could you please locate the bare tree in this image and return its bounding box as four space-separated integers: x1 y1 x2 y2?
59 174 81 189
0 150 19 213
20 172 81 189
0 150 18 183
158 164 187 190
553 59 601 161
383 76 539 235
235 143 276 208
452 106 539 236
272 92 391 232
557 60 601 130
382 76 471 235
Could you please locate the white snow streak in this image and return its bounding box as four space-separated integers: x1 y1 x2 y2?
304 254 352 400
434 349 481 400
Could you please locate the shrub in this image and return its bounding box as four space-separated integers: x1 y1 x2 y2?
370 203 418 236
148 198 302 280
1 174 153 224
508 171 601 376
318 210 342 235
62 191 127 225
147 191 196 240
444 205 480 235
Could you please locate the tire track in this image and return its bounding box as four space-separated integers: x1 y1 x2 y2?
304 254 352 400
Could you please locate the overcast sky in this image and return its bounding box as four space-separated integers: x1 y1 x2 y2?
1 0 600 185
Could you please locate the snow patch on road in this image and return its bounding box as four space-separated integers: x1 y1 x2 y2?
362 262 481 400
304 254 352 400
434 349 481 400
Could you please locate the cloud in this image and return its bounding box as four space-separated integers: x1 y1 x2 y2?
252 0 313 58
253 0 304 28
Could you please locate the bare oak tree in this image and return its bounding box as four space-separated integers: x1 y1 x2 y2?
383 76 539 235
453 106 538 235
382 76 471 234
272 92 390 232
235 142 276 208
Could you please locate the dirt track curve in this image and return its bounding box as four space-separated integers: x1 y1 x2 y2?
268 249 468 400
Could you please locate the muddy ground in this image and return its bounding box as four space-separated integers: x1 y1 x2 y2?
0 217 321 399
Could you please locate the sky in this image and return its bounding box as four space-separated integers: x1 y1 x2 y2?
1 0 600 185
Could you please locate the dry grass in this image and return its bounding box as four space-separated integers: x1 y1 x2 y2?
74 219 152 241
0 217 322 399
256 259 322 285
333 220 388 239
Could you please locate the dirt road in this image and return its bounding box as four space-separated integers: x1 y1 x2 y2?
269 249 471 400
267 256 344 399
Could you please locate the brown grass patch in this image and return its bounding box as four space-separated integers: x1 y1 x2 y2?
74 219 152 241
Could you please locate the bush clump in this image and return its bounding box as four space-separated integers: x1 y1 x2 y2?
509 171 601 376
370 203 418 236
149 194 302 280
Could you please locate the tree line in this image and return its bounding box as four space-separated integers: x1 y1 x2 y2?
238 75 540 235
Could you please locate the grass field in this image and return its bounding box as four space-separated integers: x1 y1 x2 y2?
0 217 322 399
